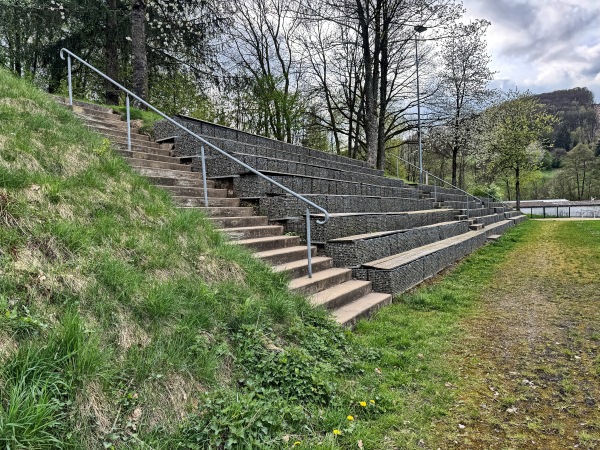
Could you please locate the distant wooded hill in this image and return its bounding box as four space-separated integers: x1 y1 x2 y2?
533 87 598 154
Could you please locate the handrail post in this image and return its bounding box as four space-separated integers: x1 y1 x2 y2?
67 55 73 106
201 145 209 208
126 95 131 152
306 208 313 278
466 195 470 220
434 179 437 203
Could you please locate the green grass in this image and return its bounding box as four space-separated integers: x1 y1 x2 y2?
0 68 538 449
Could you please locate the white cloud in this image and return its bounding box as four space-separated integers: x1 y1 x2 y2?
462 0 600 100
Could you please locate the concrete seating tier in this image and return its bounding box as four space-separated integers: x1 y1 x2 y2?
284 209 459 244
257 194 435 219
325 221 470 268
184 136 385 177
153 116 375 172
355 219 517 294
204 153 406 188
231 173 419 199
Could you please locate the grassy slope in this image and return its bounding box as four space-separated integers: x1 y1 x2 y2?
0 69 541 450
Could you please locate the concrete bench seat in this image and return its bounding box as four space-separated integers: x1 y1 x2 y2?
205 152 407 189
284 209 459 243
325 221 470 267
154 116 375 172
231 172 419 199
258 194 434 217
358 219 516 294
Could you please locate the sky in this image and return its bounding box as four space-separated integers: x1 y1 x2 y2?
462 0 600 102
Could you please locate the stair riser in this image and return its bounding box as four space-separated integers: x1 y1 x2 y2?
201 207 254 217
71 104 120 119
316 283 373 310
209 216 268 228
337 297 393 328
108 136 163 151
146 176 215 188
126 158 191 172
281 259 333 279
86 125 151 143
117 149 182 164
222 227 283 240
163 186 226 197
237 237 300 252
258 247 316 265
82 117 131 131
174 197 240 208
291 271 353 296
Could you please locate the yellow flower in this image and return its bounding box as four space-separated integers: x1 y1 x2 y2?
359 401 367 407
369 399 375 404
293 442 301 446
347 415 354 421
333 429 342 435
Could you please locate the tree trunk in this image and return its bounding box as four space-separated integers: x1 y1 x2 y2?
515 165 521 209
451 146 458 186
131 0 148 109
105 0 120 105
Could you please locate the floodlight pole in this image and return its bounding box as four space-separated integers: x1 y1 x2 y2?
414 25 427 185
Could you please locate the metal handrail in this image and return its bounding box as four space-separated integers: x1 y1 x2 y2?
60 48 329 277
394 154 514 215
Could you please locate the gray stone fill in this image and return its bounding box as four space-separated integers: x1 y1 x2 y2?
325 221 470 267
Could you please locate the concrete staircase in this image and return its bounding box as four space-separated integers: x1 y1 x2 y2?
153 115 527 299
58 99 391 327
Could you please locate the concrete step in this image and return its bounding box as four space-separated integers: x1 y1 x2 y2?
220 225 284 240
74 108 124 124
273 256 333 279
80 115 130 131
289 267 353 296
126 157 191 172
233 235 300 252
117 149 182 165
333 293 393 327
455 215 468 220
131 166 199 178
469 223 484 231
487 234 501 241
209 215 269 228
174 196 240 208
310 279 372 310
85 124 151 143
163 185 226 198
146 175 215 189
255 245 316 266
180 206 254 217
108 136 165 152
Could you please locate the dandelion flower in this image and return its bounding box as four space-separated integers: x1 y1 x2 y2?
333 429 342 435
293 442 301 446
347 415 354 421
359 401 367 407
369 399 376 404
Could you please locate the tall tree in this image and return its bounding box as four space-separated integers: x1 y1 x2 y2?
435 19 495 187
131 0 148 105
483 93 555 208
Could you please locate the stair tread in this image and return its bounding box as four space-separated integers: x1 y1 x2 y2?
219 225 282 233
332 292 393 325
233 235 298 245
309 280 372 307
254 245 315 259
288 267 351 291
272 256 331 273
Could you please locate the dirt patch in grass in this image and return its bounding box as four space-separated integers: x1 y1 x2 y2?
434 221 600 449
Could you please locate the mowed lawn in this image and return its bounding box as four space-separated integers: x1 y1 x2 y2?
430 219 600 449
349 219 600 450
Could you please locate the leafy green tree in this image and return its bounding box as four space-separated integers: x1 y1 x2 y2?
564 143 596 200
483 93 555 208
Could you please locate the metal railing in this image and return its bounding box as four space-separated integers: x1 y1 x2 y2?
60 48 330 277
394 154 514 219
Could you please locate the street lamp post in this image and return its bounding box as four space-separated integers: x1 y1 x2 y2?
414 24 427 185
